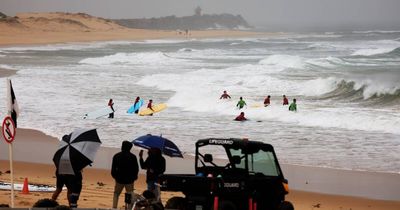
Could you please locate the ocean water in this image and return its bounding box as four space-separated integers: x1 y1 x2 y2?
0 31 399 173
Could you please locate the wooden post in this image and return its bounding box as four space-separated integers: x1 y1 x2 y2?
9 143 14 207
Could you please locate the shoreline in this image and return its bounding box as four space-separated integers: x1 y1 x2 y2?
0 28 266 47
0 68 18 78
1 128 399 203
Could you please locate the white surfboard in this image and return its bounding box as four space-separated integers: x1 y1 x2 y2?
83 106 114 119
0 181 58 192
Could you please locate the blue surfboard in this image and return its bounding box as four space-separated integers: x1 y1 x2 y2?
127 99 144 114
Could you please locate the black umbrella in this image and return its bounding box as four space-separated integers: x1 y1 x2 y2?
132 134 183 158
53 128 102 175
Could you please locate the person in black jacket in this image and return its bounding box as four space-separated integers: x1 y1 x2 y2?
139 148 166 201
111 141 139 209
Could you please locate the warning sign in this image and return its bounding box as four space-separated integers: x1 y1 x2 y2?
2 116 16 143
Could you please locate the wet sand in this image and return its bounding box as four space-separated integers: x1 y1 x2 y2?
0 128 399 209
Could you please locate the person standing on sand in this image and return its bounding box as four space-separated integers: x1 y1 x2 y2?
220 90 231 99
52 134 79 207
139 148 166 201
52 168 71 203
111 141 139 209
283 95 289 105
51 169 71 202
64 171 82 208
264 95 271 107
289 98 297 112
236 97 247 109
108 99 114 118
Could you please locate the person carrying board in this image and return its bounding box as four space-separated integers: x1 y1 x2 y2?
108 99 115 118
134 97 141 114
147 99 154 116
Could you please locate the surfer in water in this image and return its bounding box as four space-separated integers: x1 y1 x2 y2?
264 95 271 107
236 97 247 109
283 95 289 105
108 99 115 118
289 98 297 112
147 99 154 116
134 97 141 114
220 90 231 99
234 112 247 121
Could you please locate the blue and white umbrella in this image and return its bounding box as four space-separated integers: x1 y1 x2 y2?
132 134 183 158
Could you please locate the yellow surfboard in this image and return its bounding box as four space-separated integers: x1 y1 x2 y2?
250 103 264 108
139 103 167 116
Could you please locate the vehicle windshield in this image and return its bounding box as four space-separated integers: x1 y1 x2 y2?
230 147 281 176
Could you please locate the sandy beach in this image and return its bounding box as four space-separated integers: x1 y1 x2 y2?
0 128 399 209
0 12 263 46
1 11 400 210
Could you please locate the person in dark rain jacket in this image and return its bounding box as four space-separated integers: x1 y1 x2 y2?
111 141 139 209
139 148 166 201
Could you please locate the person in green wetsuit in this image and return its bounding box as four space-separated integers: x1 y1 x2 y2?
236 97 247 109
289 98 297 112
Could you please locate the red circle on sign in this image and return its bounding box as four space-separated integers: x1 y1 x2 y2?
2 116 16 143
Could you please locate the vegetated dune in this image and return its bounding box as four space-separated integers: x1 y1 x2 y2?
0 11 261 45
1 12 125 32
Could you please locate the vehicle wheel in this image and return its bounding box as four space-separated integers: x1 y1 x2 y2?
218 201 237 210
165 196 186 210
278 201 294 210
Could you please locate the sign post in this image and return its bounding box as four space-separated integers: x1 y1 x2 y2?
2 116 16 208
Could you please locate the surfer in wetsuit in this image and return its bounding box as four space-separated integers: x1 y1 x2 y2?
264 95 271 107
236 97 247 109
133 97 141 114
220 90 231 99
289 98 297 112
108 99 114 118
234 112 247 121
283 95 289 105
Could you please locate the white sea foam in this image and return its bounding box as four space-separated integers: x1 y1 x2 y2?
349 40 400 56
307 57 342 68
0 42 117 52
352 79 400 99
79 52 188 66
352 47 398 56
172 48 266 60
299 77 338 96
2 34 399 174
178 48 195 52
259 54 305 69
142 39 195 44
352 30 400 34
0 64 13 69
137 69 400 135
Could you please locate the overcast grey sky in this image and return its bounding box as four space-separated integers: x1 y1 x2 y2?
1 0 400 31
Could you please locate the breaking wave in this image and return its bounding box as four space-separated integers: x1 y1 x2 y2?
352 47 400 56
79 52 187 66
320 80 400 105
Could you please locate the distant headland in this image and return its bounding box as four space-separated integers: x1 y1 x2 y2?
113 7 251 30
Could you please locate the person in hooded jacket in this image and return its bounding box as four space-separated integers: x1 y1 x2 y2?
111 141 139 209
139 148 166 201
